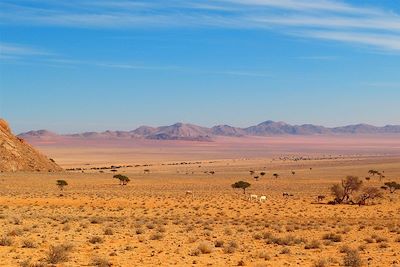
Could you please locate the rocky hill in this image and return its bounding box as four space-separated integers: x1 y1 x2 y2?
0 119 62 172
145 123 212 141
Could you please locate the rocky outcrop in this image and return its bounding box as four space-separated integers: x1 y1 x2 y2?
0 119 63 172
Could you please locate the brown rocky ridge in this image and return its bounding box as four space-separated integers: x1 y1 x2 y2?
0 118 63 172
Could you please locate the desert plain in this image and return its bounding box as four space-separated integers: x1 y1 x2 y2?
0 135 400 267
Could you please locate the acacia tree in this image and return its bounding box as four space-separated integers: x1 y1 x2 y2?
231 181 251 194
357 187 383 205
273 173 279 179
113 174 130 185
384 181 400 193
56 180 68 191
260 172 266 178
330 176 363 204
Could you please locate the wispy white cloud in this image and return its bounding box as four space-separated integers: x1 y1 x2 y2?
225 0 379 14
302 31 400 51
24 57 181 71
210 70 271 77
363 82 400 88
50 59 271 77
0 42 53 57
1 1 400 52
1 50 268 78
252 15 400 32
296 55 338 61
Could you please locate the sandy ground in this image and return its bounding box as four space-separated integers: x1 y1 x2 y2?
0 136 400 266
27 135 400 168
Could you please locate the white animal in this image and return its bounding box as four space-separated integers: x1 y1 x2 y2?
259 195 267 202
250 194 258 201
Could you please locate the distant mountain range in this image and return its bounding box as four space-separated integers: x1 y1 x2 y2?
18 121 400 141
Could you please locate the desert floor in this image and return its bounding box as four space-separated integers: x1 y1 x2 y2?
1 136 400 266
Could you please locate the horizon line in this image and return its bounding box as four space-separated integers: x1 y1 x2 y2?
12 119 400 135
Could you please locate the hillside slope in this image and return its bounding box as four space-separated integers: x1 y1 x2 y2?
0 119 63 172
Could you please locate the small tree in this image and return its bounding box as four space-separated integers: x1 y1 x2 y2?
273 173 279 179
56 180 68 191
260 172 266 177
231 181 251 194
113 174 130 185
291 171 296 175
330 176 363 204
357 187 383 205
254 176 259 181
384 181 400 193
249 170 255 176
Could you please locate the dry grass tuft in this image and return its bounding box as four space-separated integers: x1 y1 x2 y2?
343 249 362 267
47 243 73 264
91 256 113 267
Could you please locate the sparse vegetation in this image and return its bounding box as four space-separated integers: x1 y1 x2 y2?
305 240 321 249
356 187 383 205
56 180 68 191
323 233 342 242
91 256 112 267
383 181 400 193
330 176 363 204
343 249 362 267
0 154 398 266
113 174 130 185
89 236 103 244
21 239 37 248
223 240 238 254
197 242 213 254
47 243 73 264
0 236 13 246
231 181 251 194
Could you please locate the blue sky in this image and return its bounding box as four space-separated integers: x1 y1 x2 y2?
1 0 400 133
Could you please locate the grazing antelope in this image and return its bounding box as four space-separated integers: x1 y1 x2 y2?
283 192 294 198
249 194 258 201
259 195 267 202
185 191 194 198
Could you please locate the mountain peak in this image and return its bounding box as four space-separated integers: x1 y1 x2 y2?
18 130 58 138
